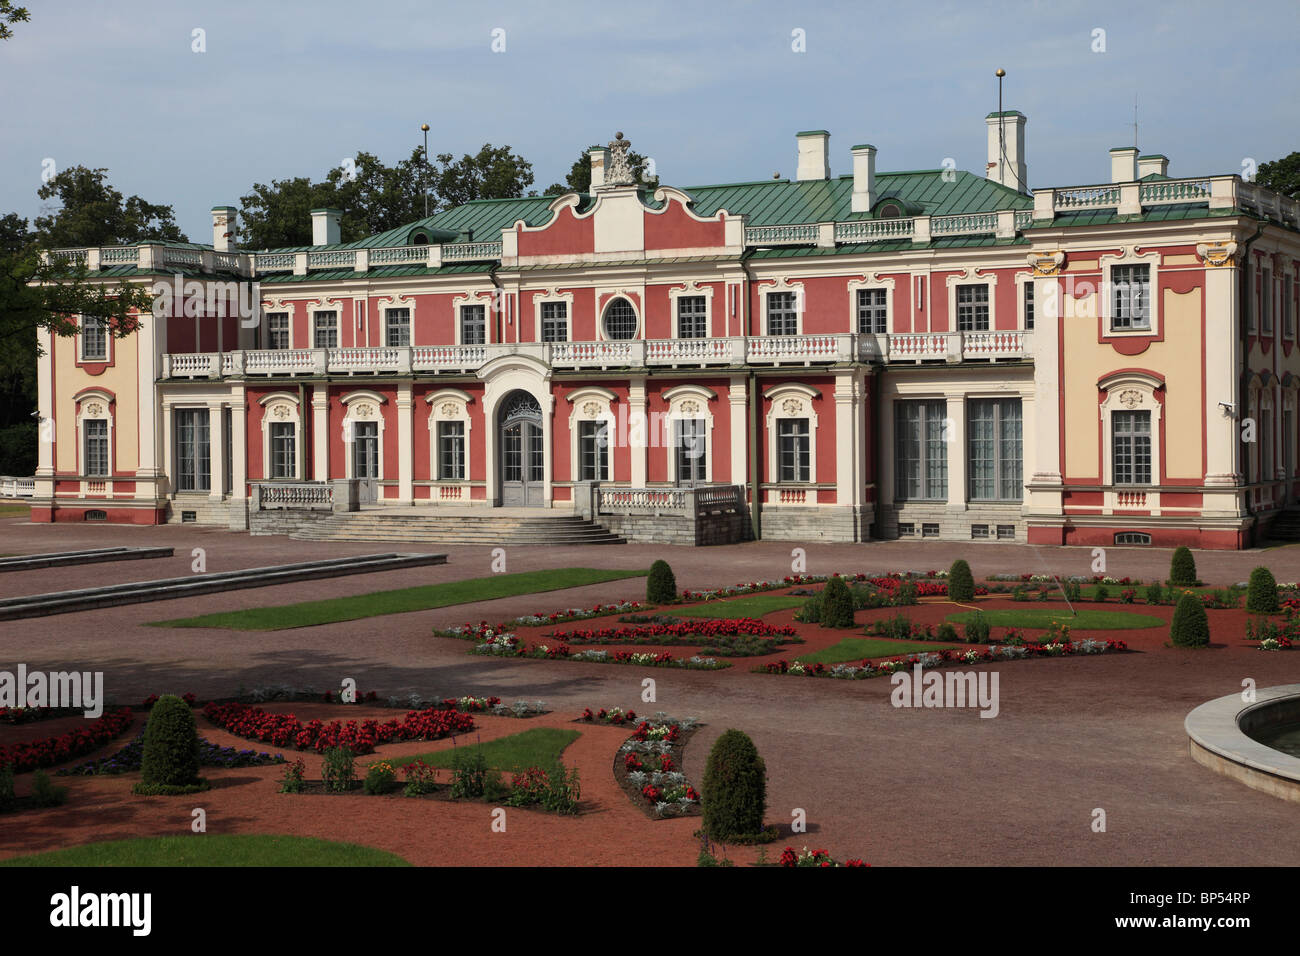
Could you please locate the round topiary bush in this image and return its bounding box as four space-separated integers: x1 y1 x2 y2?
701 729 767 841
646 560 677 605
1169 546 1198 587
134 694 207 795
820 575 855 628
947 559 975 602
1246 566 1279 614
1170 592 1210 648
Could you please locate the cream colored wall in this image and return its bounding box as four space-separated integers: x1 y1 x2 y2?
1062 285 1203 481
53 335 140 474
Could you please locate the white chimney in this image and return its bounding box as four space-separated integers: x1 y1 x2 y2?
210 205 236 252
851 144 877 213
588 146 608 191
796 130 830 181
311 208 342 246
1110 146 1139 183
984 111 1027 192
1137 153 1169 178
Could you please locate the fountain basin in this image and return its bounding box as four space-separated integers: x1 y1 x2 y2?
1185 683 1300 804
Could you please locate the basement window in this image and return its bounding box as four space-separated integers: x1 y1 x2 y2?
84 510 106 521
1114 532 1152 545
997 524 1015 540
897 522 915 537
922 523 940 538
971 524 989 539
182 511 197 523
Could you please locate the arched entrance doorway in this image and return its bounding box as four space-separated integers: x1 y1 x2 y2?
499 390 544 506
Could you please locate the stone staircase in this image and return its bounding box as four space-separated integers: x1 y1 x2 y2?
1266 507 1300 542
288 511 625 546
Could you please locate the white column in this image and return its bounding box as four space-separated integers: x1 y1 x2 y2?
35 326 54 499
945 392 966 512
208 402 225 501
728 375 747 486
397 383 414 504
834 371 861 507
629 377 648 487
230 393 247 499
135 306 161 500
1202 255 1244 517
161 400 174 498
1025 272 1064 523
312 386 329 481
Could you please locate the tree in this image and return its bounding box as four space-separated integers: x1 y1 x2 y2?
544 145 660 196
1169 546 1198 587
33 166 187 249
0 2 29 41
646 560 677 604
947 560 976 601
1256 152 1300 200
1246 566 1279 614
239 175 339 249
701 729 767 841
1170 592 1210 648
431 144 535 209
820 575 855 628
326 148 428 237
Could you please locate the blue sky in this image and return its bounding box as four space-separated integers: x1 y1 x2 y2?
2 0 1298 242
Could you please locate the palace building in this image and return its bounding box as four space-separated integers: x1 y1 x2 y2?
30 111 1300 548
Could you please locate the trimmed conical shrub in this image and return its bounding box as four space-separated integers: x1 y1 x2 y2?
1169 546 1198 587
646 560 677 605
701 729 767 841
1246 566 1279 614
1170 592 1210 647
134 694 206 794
947 559 975 602
820 575 855 628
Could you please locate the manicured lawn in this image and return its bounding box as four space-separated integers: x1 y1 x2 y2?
153 568 647 630
672 594 807 619
945 609 1164 630
381 727 580 771
0 834 410 867
0 503 29 517
797 638 960 664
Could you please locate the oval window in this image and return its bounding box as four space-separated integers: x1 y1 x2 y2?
602 298 638 340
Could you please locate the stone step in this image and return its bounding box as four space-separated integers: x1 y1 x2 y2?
0 547 174 573
286 511 624 545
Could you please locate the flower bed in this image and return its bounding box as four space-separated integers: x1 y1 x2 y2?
471 633 729 669
497 601 646 628
541 618 800 657
58 732 285 776
612 714 703 819
755 639 1128 679
0 706 89 726
201 702 476 755
578 707 638 725
779 846 868 867
0 707 135 773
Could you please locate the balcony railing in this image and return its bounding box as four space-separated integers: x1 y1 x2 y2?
886 330 1032 363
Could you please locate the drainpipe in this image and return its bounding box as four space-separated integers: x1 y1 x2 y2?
740 245 760 538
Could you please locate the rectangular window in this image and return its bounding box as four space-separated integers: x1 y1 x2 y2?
313 312 338 349
1111 265 1151 330
1262 270 1273 334
270 422 296 479
997 524 1016 540
1285 275 1294 337
967 398 1023 501
385 308 411 347
175 409 210 491
460 305 486 345
437 421 465 480
922 523 940 538
971 524 989 539
352 420 378 479
541 302 567 342
83 419 109 477
81 315 107 361
266 312 289 349
894 400 948 500
956 285 989 331
677 296 707 338
1112 410 1152 485
577 420 608 481
897 522 916 537
767 292 798 337
1023 282 1034 330
777 418 810 482
856 288 888 334
676 419 707 484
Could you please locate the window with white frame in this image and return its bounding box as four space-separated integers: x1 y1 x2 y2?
1023 282 1034 330
385 308 411 347
460 305 486 345
175 408 211 492
83 418 109 477
437 421 465 480
267 312 289 349
777 418 810 482
895 400 948 500
956 285 989 331
312 311 338 348
1110 265 1150 330
1112 410 1152 484
541 302 567 342
80 315 108 361
577 420 609 481
767 292 798 336
602 298 638 340
270 422 296 479
856 288 887 333
676 418 707 484
677 296 707 338
967 399 1022 501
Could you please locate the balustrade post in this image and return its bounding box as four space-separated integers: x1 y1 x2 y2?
912 216 931 246
312 349 328 375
